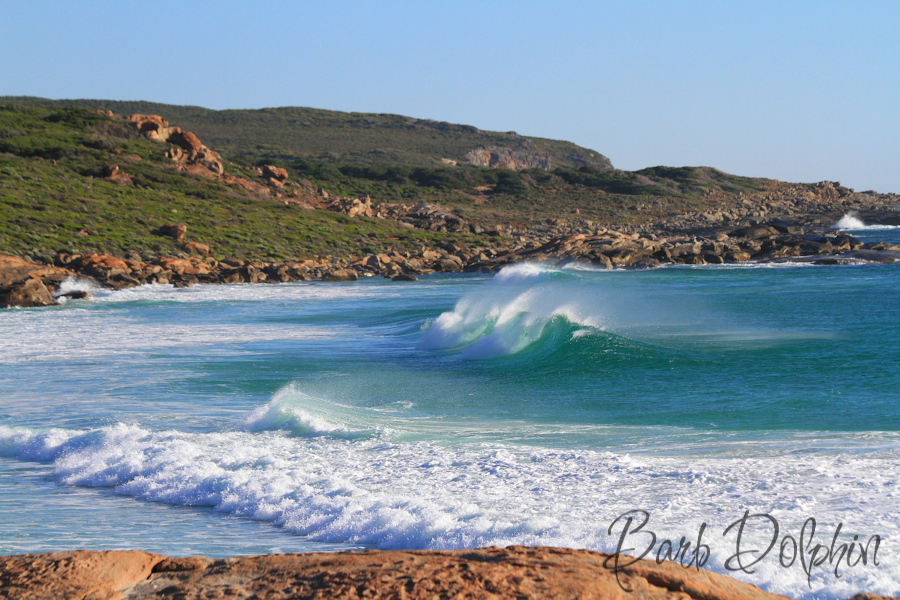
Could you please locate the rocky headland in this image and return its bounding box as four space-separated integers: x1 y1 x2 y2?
2 546 895 600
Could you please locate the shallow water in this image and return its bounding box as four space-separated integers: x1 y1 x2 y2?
1 250 898 598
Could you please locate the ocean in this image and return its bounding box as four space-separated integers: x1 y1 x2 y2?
1 225 899 599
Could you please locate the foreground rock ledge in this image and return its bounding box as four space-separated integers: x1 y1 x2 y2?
0 546 890 600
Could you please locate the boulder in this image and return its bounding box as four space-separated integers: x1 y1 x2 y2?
730 225 781 240
56 290 91 300
128 114 170 135
392 274 418 281
0 278 55 308
183 242 211 256
69 254 129 271
261 165 289 182
154 224 187 241
168 130 203 153
323 268 359 282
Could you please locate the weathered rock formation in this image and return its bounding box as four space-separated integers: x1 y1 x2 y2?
322 268 359 282
0 255 74 308
128 114 224 176
466 145 552 170
153 223 188 242
322 197 473 233
0 546 818 600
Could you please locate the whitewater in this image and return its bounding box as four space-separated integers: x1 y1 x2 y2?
2 229 899 599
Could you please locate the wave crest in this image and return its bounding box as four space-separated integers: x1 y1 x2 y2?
235 384 385 440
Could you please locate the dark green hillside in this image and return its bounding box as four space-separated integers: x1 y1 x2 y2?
2 97 613 170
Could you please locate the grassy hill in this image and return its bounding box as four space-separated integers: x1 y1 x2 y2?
0 99 770 264
2 96 614 171
0 104 478 263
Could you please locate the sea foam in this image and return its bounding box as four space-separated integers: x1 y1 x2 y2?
832 212 900 230
0 417 897 599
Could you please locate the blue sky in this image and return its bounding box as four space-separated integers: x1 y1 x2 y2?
2 1 898 192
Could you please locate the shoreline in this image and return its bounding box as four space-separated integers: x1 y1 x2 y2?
2 545 884 600
3 222 900 309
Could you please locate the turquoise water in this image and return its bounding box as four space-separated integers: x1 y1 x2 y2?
1 227 899 598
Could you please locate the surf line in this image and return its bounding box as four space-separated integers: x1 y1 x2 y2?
603 509 883 592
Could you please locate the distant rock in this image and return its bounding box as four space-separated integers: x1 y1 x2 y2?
0 255 73 308
0 278 54 308
56 290 91 300
466 145 552 171
323 268 359 282
391 273 418 281
154 223 187 241
129 115 224 176
261 164 289 182
69 253 129 271
183 242 211 256
730 224 782 240
168 130 203 153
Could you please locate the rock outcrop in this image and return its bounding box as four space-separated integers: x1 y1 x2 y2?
322 196 473 233
153 223 188 242
128 114 224 176
0 255 74 308
322 268 359 282
0 546 812 600
466 145 553 170
6 219 899 308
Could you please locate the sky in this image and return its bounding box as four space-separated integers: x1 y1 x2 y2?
2 1 898 192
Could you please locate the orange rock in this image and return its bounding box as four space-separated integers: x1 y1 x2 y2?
261 164 289 182
0 546 806 600
183 242 211 256
182 163 219 178
223 175 269 195
0 550 161 599
166 146 186 163
168 130 203 153
72 253 129 270
106 172 134 185
128 114 169 129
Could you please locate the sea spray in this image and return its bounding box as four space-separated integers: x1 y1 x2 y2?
420 263 812 358
832 212 900 230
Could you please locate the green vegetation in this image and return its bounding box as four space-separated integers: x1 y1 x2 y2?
0 100 769 263
2 97 613 170
0 104 478 262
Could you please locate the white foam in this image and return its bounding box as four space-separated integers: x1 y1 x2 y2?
832 212 900 230
486 262 553 286
0 422 896 599
0 304 341 364
94 280 408 304
53 276 103 299
236 384 385 440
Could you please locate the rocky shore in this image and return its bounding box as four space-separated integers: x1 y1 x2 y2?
2 546 893 600
3 110 900 309
3 221 900 308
